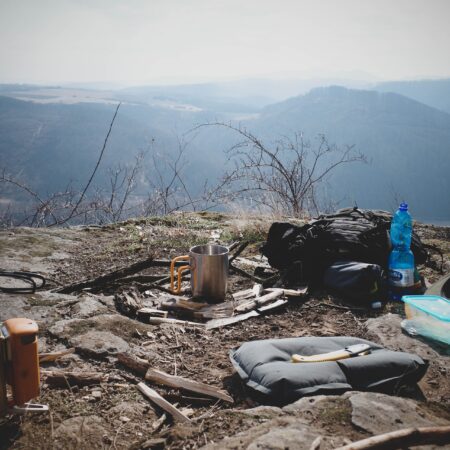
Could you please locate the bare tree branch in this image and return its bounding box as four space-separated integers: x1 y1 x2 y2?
59 102 121 225
192 122 365 217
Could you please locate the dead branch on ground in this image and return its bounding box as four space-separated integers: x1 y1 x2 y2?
334 425 450 450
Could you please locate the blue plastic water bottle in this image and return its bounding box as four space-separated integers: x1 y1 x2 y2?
390 203 412 249
388 203 415 300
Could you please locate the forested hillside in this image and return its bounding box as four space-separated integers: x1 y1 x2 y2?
1 83 450 222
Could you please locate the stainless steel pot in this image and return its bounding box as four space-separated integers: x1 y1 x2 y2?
170 244 229 302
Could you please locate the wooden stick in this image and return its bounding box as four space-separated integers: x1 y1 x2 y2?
193 302 234 320
160 297 233 320
56 257 155 293
160 297 207 312
252 284 264 297
229 241 249 264
310 436 322 450
145 368 233 403
266 287 308 297
39 348 75 363
232 288 255 300
258 298 288 313
116 275 167 284
235 289 284 313
42 370 108 388
117 353 149 376
314 302 367 312
148 317 206 328
334 425 450 450
146 259 189 268
206 310 259 330
137 382 191 423
229 264 266 283
137 308 168 319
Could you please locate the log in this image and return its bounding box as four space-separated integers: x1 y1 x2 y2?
137 382 191 423
117 352 149 376
39 348 75 363
42 370 108 388
56 257 156 293
145 368 233 403
334 425 450 450
234 289 284 313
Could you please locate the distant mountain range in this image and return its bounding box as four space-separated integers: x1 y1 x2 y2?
253 86 450 220
374 79 450 114
1 79 449 223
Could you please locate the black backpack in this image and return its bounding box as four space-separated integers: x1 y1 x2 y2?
261 207 428 284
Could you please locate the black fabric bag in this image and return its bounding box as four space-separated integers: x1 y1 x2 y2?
230 336 428 406
261 207 428 284
323 260 386 302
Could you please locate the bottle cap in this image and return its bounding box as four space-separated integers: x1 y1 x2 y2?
399 203 408 211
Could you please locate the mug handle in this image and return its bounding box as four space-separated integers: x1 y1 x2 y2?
170 255 190 294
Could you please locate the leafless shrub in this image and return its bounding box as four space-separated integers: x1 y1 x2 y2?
194 122 366 217
141 135 224 216
0 130 220 227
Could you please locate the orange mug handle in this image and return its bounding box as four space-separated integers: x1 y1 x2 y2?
170 255 190 294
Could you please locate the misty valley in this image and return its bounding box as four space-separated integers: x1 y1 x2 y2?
1 79 450 226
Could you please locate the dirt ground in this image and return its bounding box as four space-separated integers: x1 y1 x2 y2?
0 212 449 449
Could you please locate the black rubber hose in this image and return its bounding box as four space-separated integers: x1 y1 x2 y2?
0 271 46 294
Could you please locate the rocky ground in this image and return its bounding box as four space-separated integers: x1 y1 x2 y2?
0 212 449 450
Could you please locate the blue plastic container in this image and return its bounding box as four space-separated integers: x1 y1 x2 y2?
401 295 450 345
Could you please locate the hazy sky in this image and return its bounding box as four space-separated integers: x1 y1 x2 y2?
1 0 450 85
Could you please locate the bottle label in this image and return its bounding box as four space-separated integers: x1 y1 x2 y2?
389 269 414 287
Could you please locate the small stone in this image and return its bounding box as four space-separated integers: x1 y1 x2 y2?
120 416 131 423
91 390 102 399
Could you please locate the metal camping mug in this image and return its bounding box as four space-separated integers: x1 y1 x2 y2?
170 244 229 302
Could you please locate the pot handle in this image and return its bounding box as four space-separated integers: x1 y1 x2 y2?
170 255 190 294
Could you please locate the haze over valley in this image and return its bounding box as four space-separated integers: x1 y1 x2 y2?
1 78 450 224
